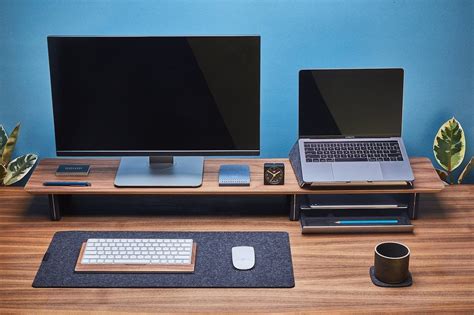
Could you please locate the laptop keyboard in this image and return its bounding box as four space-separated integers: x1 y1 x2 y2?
304 141 404 162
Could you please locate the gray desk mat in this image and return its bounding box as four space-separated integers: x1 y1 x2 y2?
33 231 294 288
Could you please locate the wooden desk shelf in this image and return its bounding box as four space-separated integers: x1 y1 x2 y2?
25 157 444 221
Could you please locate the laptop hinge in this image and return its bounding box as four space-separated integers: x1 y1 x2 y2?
301 135 398 139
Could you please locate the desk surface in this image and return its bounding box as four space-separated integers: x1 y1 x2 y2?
25 157 444 195
1 185 473 314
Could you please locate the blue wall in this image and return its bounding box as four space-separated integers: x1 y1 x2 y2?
1 0 473 182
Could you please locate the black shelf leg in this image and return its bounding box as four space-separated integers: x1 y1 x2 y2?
48 194 68 221
289 194 302 221
408 193 420 219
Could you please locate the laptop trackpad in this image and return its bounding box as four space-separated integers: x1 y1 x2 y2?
332 162 383 181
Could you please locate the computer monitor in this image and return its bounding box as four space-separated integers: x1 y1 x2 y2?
47 36 260 187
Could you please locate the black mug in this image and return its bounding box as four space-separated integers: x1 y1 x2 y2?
374 242 410 284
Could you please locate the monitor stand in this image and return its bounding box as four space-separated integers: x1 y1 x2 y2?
114 156 204 187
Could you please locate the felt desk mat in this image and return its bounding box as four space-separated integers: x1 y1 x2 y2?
33 231 294 288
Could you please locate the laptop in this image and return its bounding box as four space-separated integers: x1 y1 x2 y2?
294 68 414 186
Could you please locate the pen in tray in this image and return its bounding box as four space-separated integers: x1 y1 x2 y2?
43 181 91 187
334 219 399 225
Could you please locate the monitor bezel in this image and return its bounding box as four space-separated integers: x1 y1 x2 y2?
56 150 260 157
47 35 261 157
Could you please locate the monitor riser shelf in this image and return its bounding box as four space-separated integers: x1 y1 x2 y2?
24 158 444 221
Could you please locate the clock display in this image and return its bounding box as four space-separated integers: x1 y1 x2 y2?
264 163 285 185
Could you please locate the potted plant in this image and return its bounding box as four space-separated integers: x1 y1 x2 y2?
0 123 38 186
433 117 472 184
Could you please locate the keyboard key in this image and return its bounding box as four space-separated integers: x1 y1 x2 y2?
114 259 149 264
334 157 368 162
83 255 99 259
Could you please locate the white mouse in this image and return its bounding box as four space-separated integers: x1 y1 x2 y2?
232 246 255 270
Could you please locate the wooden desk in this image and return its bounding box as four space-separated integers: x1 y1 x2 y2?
25 157 444 220
0 185 473 313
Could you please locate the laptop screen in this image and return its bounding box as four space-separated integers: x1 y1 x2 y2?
299 69 403 138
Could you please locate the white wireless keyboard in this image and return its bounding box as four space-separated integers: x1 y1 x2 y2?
75 238 196 273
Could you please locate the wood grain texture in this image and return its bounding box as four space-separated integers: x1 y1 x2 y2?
25 157 444 195
0 185 473 314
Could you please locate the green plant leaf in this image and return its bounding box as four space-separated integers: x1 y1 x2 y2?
3 153 38 186
0 164 6 183
458 157 473 184
0 125 8 156
433 117 465 172
1 123 21 165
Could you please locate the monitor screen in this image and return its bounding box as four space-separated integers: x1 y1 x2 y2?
48 36 260 156
299 69 403 138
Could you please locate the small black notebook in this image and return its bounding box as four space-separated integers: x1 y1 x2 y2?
56 165 90 176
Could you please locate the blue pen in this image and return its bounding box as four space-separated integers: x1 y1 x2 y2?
335 220 398 225
43 181 91 187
